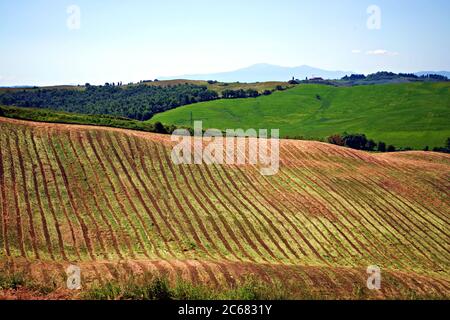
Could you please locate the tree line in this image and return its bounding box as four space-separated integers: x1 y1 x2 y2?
0 83 219 121
327 133 397 152
327 133 450 153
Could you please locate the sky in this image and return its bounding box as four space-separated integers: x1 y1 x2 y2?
1 0 449 86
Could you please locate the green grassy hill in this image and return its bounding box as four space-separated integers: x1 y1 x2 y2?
150 82 450 149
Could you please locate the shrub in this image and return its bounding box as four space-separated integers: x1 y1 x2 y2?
387 145 396 152
327 134 345 146
377 142 386 152
153 122 168 134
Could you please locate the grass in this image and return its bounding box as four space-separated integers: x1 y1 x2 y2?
0 271 56 295
85 275 297 300
150 82 450 149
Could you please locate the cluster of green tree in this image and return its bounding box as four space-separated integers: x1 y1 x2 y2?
341 74 366 81
222 89 259 98
342 72 448 82
327 133 398 152
221 88 266 98
0 83 218 121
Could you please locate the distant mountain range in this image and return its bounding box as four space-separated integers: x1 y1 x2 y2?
160 64 352 82
160 64 450 83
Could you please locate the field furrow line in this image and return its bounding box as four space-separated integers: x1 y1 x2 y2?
246 169 340 264
19 129 56 260
150 140 219 259
338 148 449 230
231 162 322 261
65 133 125 260
219 145 302 261
157 142 231 260
81 133 147 259
55 135 110 260
324 147 449 259
6 134 27 258
34 132 81 260
289 144 413 269
87 132 153 258
232 139 346 262
46 131 96 260
192 160 270 262
279 146 365 258
183 162 257 262
131 136 196 260
307 144 449 265
110 133 178 257
276 153 361 263
142 139 212 259
14 130 41 259
212 165 295 262
177 163 243 261
0 134 11 257
208 164 280 261
298 145 432 268
76 132 136 259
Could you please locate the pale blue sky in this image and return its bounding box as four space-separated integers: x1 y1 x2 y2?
1 0 449 85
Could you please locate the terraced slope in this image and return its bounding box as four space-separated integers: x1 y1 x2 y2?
0 117 449 299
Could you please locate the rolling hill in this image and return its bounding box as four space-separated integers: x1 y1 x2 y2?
151 82 450 149
0 117 449 299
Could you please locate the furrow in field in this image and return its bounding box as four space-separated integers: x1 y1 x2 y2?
244 167 339 264
130 136 193 260
207 163 280 261
324 146 450 261
340 148 449 229
141 139 212 259
86 131 153 258
65 133 124 260
176 162 243 261
276 156 360 263
75 132 136 259
18 129 55 260
46 131 96 260
278 146 364 258
231 138 348 263
182 162 256 262
156 142 231 260
218 163 300 262
125 136 184 250
32 132 82 261
196 162 271 262
306 144 442 269
0 133 10 257
13 130 41 259
5 134 27 258
81 132 147 259
230 139 323 260
54 134 110 260
287 144 410 269
226 165 306 260
110 133 179 258
211 159 295 262
149 140 218 259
